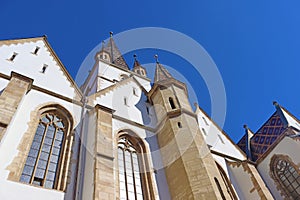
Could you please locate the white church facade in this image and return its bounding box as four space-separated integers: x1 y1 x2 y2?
0 35 299 200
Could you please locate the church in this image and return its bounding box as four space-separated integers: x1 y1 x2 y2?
0 34 299 200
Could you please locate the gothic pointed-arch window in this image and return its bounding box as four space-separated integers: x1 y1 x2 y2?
214 177 226 200
20 108 73 191
270 154 300 199
117 132 155 200
169 97 176 109
216 162 238 200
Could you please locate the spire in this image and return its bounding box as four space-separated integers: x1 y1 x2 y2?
132 54 147 77
96 32 129 70
154 55 173 82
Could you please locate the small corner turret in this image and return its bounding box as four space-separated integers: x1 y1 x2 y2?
132 54 147 77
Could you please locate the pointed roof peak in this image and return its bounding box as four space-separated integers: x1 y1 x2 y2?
273 101 279 107
154 55 174 82
133 54 141 68
243 124 254 136
274 102 300 130
243 124 254 160
97 32 129 70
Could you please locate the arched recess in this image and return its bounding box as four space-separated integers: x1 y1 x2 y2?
7 103 75 192
216 162 238 200
116 130 156 200
270 154 300 199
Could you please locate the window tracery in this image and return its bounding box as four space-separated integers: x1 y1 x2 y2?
19 107 73 191
270 154 300 199
117 132 156 200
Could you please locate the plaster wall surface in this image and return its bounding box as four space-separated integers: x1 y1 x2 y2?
257 136 300 199
0 40 78 99
0 89 81 200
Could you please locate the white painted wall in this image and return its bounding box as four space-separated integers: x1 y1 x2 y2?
94 78 155 127
227 163 260 199
0 78 8 93
0 89 81 200
0 39 78 100
195 106 245 160
257 136 300 199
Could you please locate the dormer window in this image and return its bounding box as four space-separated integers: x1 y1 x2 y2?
8 52 18 61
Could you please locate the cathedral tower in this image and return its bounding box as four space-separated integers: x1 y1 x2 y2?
148 60 231 199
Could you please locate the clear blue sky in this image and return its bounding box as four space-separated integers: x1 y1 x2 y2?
1 1 300 142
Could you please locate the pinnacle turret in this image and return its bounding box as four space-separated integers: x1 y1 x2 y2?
132 54 147 77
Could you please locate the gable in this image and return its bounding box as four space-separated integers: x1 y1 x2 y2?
195 105 246 160
280 106 300 130
0 37 82 101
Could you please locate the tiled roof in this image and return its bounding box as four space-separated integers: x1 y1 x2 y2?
103 37 129 70
238 103 300 162
154 63 173 82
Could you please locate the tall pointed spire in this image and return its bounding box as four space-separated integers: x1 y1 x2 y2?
154 55 173 82
96 32 129 70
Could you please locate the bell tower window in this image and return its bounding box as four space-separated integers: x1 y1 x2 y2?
169 97 176 109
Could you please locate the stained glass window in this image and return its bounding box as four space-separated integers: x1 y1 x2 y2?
118 137 144 200
271 155 300 199
20 113 66 189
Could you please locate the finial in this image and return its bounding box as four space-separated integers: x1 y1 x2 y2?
243 124 248 129
133 54 137 60
109 31 113 37
273 101 279 106
154 54 159 64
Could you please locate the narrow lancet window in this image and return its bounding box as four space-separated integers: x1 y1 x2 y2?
169 97 176 109
214 177 226 200
118 136 144 200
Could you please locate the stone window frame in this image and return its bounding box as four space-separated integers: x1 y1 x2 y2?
269 154 300 199
7 103 75 192
216 162 238 200
116 130 156 200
